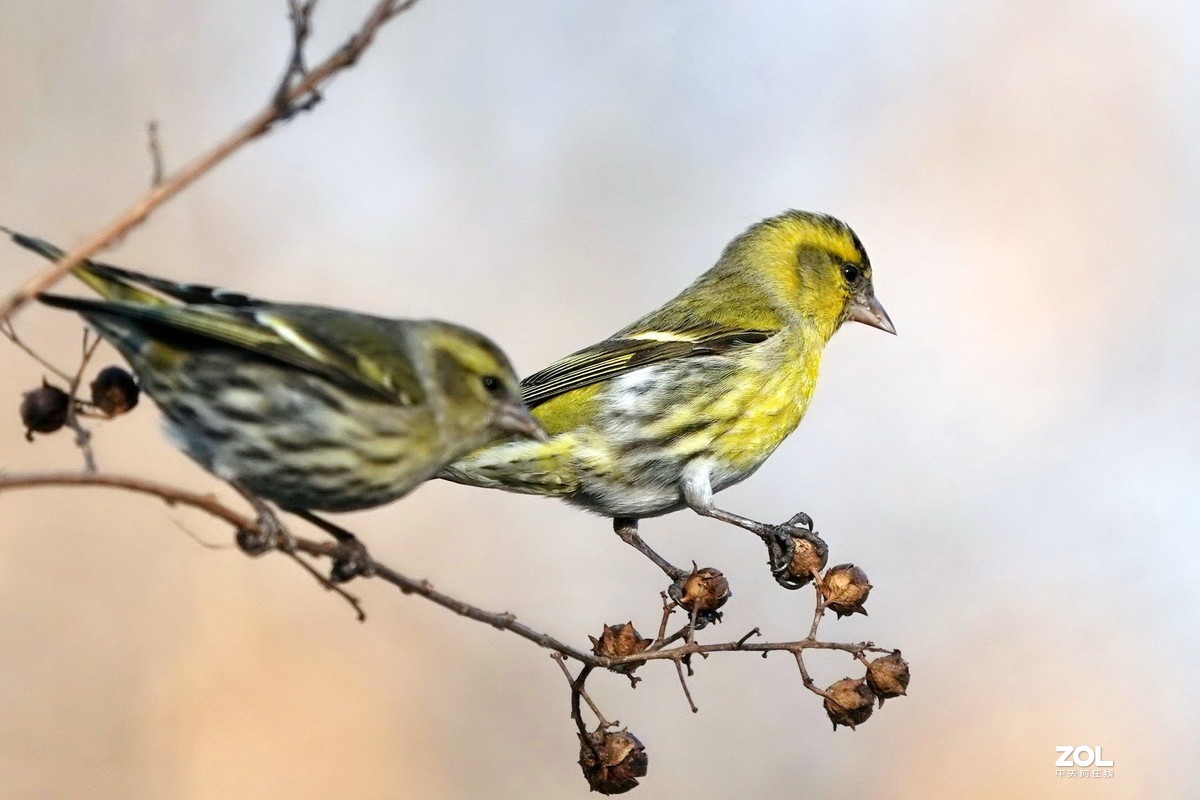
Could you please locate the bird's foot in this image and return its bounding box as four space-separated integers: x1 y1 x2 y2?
329 537 373 583
286 509 375 583
234 505 296 555
761 512 828 591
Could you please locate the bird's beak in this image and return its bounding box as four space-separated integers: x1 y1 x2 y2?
849 291 896 335
495 401 549 441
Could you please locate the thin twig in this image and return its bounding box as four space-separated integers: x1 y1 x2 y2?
793 650 830 700
280 549 366 621
553 656 612 734
0 471 594 661
807 574 827 640
146 121 165 187
736 627 761 648
0 470 894 685
645 624 690 654
1 318 72 381
275 0 320 114
0 0 423 321
674 659 698 713
653 591 673 645
171 518 234 550
63 330 101 472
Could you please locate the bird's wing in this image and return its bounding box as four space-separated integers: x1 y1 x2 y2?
7 230 425 404
520 325 775 409
38 293 425 405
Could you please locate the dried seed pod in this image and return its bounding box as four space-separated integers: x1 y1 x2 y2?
589 622 652 675
20 381 70 440
821 563 872 618
782 530 829 587
823 677 875 730
578 728 648 795
866 650 910 705
676 566 731 616
89 365 139 417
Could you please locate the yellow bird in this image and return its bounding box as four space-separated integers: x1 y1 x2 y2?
442 210 893 583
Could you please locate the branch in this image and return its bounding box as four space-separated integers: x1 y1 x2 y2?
62 330 102 472
0 470 895 675
0 465 908 787
0 0 422 321
146 121 165 187
0 470 594 662
0 317 72 381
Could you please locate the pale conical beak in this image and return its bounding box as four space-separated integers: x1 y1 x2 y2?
495 401 549 441
849 292 896 335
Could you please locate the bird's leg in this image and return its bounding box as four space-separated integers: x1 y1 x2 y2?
288 509 374 583
613 517 689 583
680 462 818 586
697 506 824 582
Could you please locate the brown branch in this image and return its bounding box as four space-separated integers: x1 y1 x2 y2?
275 0 320 114
652 591 673 645
674 659 698 713
0 317 72 381
793 650 830 701
0 469 898 678
280 548 367 621
736 627 761 648
0 470 594 662
807 577 827 640
0 470 894 673
62 330 102 472
146 121 165 187
0 0 422 321
553 656 613 735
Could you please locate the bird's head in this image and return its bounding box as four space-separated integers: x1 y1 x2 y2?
731 210 895 338
424 323 546 445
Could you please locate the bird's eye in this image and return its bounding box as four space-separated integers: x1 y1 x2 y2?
840 263 861 284
481 375 504 395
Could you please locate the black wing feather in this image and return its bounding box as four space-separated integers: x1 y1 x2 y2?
520 328 772 409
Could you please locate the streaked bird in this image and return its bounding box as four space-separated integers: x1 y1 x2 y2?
442 210 893 581
5 229 543 542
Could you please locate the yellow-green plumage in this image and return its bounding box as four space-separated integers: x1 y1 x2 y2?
6 230 544 514
442 210 894 526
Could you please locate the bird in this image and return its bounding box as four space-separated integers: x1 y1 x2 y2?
5 229 544 566
441 210 893 585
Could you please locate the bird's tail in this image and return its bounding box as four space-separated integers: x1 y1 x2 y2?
438 435 580 498
35 292 165 361
2 227 171 306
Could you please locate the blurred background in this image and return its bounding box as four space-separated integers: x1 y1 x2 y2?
1 1 1197 797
